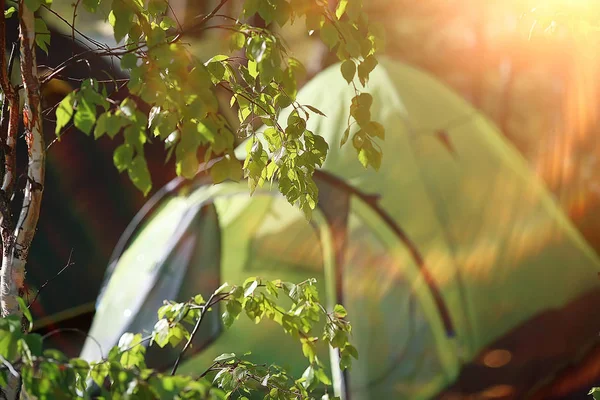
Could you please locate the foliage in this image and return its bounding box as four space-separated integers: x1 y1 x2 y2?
0 0 380 397
43 0 385 218
0 278 355 398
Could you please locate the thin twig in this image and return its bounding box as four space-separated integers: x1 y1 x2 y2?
41 4 107 50
171 0 231 42
170 292 220 376
166 1 183 32
71 0 82 56
0 355 19 378
27 249 75 309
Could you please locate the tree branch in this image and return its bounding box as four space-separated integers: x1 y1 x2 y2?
1 0 45 336
2 42 18 201
0 5 19 204
170 292 220 376
5 0 46 318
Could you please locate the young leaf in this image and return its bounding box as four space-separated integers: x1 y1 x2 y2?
320 20 339 50
244 280 258 297
335 0 348 19
74 97 97 135
340 126 350 147
128 155 152 196
55 92 76 136
34 18 51 54
341 60 356 84
229 32 246 52
148 0 167 15
152 319 170 348
16 297 33 331
304 105 326 117
113 144 133 173
4 7 16 18
333 304 347 318
214 353 236 362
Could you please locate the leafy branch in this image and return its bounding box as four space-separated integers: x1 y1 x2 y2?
42 0 385 218
0 278 356 399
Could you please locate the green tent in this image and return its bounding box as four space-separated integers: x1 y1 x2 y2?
80 58 600 399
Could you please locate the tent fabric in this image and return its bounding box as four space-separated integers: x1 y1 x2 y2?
259 56 600 358
81 58 600 399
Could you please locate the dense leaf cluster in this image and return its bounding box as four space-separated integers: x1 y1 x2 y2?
47 0 384 217
1 0 378 398
0 278 355 399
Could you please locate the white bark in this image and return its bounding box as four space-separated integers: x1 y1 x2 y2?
0 2 45 398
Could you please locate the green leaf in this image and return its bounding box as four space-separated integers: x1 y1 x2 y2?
95 112 127 139
301 365 315 389
34 18 51 54
0 316 22 361
244 280 258 297
152 319 170 348
82 0 101 12
305 104 326 117
274 93 292 109
108 2 134 43
160 16 177 30
357 147 368 168
335 0 348 19
350 93 372 125
214 353 236 362
242 0 259 18
340 353 352 370
120 53 137 70
17 297 33 331
340 126 350 147
194 294 205 305
128 155 152 195
4 7 16 18
273 0 291 27
74 97 97 135
222 300 242 328
23 334 42 358
364 121 384 139
90 362 109 387
320 20 339 50
315 367 332 385
589 387 600 400
344 344 358 360
148 0 167 15
301 341 316 364
210 154 242 184
113 144 133 172
357 55 378 86
257 0 275 25
340 60 356 84
344 38 361 58
55 92 76 136
207 58 229 83
344 0 361 21
247 36 268 63
333 304 347 318
229 32 246 52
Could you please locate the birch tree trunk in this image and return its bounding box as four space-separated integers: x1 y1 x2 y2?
0 1 45 398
